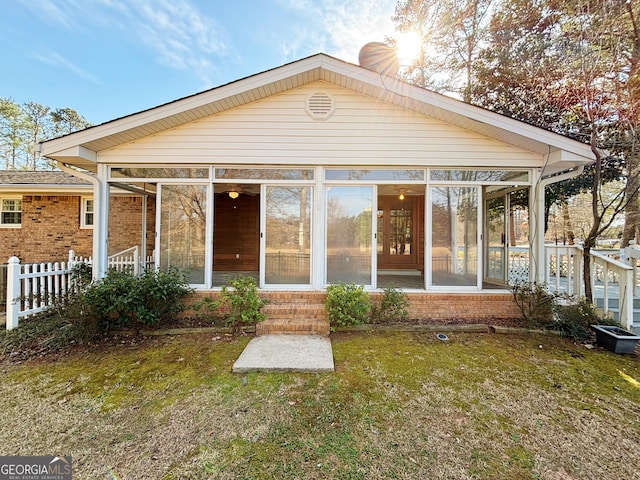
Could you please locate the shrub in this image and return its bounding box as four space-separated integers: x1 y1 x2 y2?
193 296 224 326
326 283 371 327
551 297 618 340
195 276 267 333
371 284 409 323
217 276 267 333
0 267 193 360
511 282 555 328
1 289 101 359
71 262 93 290
82 268 193 331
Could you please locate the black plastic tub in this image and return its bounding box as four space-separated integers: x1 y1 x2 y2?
592 325 640 354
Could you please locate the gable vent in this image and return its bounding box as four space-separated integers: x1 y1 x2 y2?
305 92 335 120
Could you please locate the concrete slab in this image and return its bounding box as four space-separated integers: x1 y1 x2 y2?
233 335 334 373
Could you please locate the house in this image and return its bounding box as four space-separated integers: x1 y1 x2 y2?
0 171 154 263
37 53 595 327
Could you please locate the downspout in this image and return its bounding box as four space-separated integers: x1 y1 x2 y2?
56 161 108 281
531 165 585 284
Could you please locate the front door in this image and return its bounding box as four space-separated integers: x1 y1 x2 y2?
262 185 312 286
377 195 418 270
429 186 480 288
485 194 508 284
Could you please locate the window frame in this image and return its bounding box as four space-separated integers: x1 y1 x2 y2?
0 197 22 228
80 196 94 229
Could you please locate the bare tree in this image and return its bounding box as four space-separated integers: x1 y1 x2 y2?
392 0 493 100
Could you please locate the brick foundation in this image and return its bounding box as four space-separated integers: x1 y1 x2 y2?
378 292 522 321
187 290 521 335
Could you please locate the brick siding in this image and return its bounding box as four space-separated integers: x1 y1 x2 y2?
0 194 154 264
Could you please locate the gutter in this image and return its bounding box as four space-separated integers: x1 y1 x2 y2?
56 162 99 193
56 161 105 280
538 164 585 188
531 165 585 284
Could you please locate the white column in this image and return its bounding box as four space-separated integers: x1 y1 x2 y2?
93 164 110 280
530 168 544 284
313 166 325 289
141 195 147 274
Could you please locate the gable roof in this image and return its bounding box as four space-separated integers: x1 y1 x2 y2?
40 53 595 175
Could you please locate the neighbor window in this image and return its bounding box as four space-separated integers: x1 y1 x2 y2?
0 198 22 226
81 198 94 228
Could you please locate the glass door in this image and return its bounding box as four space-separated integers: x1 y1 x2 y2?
262 185 312 286
430 186 479 287
485 195 508 284
325 186 375 286
158 184 208 285
377 195 417 268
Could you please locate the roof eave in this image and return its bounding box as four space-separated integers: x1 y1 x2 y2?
40 53 596 165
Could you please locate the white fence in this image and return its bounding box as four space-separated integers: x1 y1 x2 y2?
543 243 638 331
5 247 154 330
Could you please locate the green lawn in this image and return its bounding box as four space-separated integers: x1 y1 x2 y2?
0 331 638 479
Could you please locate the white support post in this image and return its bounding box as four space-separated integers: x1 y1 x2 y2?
623 240 639 297
6 256 21 330
531 169 545 284
576 249 584 297
141 195 147 274
94 164 110 280
620 267 635 331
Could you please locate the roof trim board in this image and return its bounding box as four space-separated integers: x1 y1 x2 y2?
40 53 595 167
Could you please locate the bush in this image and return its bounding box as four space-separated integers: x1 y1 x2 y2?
193 296 224 326
196 276 266 333
371 284 409 323
0 267 193 360
82 268 193 331
1 290 100 359
326 283 371 327
511 282 555 328
550 297 618 340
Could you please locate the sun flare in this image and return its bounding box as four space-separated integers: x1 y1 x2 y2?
395 31 422 65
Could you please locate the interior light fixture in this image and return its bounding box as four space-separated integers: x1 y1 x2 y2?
228 190 240 199
399 190 405 201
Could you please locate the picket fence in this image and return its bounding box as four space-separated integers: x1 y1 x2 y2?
5 247 154 330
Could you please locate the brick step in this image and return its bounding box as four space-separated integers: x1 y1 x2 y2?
259 292 329 335
263 303 327 320
256 317 330 336
262 292 327 305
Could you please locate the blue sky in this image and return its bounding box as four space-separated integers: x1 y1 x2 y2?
1 0 400 125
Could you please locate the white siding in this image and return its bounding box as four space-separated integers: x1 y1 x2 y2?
99 81 542 167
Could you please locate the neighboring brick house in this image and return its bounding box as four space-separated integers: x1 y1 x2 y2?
0 171 154 264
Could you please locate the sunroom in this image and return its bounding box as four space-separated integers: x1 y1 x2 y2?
100 165 532 292
39 54 595 298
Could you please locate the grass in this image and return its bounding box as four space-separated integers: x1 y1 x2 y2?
0 331 638 479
